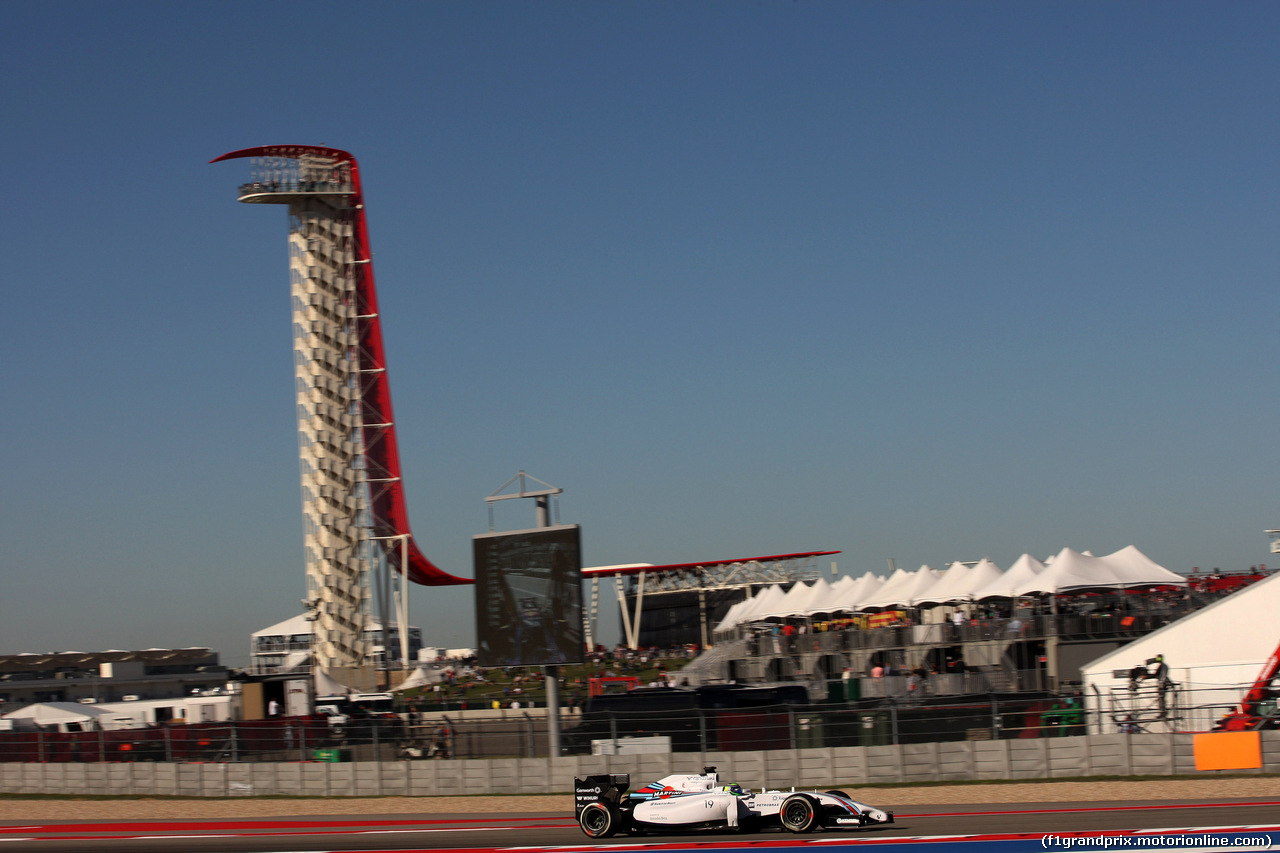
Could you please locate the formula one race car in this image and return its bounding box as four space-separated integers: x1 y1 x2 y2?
574 767 893 837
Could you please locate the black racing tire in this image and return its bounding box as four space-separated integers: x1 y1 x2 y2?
780 793 821 833
579 801 620 838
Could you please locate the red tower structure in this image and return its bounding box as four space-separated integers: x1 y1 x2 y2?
214 145 471 674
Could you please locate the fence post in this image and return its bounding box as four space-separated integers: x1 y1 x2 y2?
991 696 1002 740
98 728 105 763
609 712 618 752
788 707 797 749
698 710 707 762
164 726 172 763
299 722 307 762
889 704 899 745
231 724 239 762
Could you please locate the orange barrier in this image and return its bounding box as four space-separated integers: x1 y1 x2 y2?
1192 731 1262 771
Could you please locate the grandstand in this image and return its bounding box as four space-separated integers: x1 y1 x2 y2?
582 551 839 651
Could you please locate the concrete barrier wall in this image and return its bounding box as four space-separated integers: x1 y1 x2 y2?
2 731 1276 798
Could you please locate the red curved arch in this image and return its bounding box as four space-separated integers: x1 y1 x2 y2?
214 146 472 586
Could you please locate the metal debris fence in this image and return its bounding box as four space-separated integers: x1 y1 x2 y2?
1 684 1256 763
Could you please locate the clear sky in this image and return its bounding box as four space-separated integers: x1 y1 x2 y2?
2 2 1276 668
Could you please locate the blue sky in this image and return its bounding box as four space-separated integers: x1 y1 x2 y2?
2 2 1276 667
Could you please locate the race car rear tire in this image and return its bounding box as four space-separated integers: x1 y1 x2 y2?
579 801 620 838
780 794 821 833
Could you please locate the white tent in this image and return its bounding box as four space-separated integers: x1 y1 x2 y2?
1080 571 1280 733
858 567 913 610
1100 545 1187 588
712 596 755 633
254 613 423 639
393 667 434 692
251 613 316 639
1017 548 1116 594
829 574 856 601
729 584 785 626
2 702 118 731
973 553 1046 599
830 571 885 612
916 562 973 605
900 565 943 606
800 577 839 616
962 558 1005 598
862 566 939 610
1023 546 1186 595
755 581 818 620
314 668 356 698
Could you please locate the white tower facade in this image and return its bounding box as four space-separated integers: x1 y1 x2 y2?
215 145 472 674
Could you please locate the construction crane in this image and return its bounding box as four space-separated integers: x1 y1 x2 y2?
1213 638 1280 731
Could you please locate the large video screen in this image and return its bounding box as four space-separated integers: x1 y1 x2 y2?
473 525 583 667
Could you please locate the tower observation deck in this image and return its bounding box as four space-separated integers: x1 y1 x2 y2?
213 145 471 675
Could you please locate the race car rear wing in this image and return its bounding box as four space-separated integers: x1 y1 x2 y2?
574 774 630 818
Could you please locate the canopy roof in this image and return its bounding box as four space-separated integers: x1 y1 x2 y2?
712 545 1183 626
862 566 942 609
830 572 885 612
857 567 913 610
1102 545 1188 587
755 580 818 620
314 668 356 697
712 597 754 633
393 667 433 692
799 577 839 616
972 553 1046 599
915 562 972 605
729 584 785 626
2 702 117 726
254 614 419 638
1025 547 1187 594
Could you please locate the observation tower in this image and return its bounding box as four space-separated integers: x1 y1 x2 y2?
213 145 471 676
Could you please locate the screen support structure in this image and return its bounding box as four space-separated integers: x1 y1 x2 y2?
367 533 413 672
484 471 566 756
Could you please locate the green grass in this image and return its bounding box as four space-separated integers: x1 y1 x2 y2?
398 658 693 707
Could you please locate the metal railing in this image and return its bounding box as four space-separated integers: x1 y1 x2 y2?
750 611 1196 657
238 181 354 197
0 685 1263 763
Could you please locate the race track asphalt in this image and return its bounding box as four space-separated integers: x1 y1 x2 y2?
1 789 1277 853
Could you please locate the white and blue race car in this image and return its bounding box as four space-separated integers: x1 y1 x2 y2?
574 767 894 837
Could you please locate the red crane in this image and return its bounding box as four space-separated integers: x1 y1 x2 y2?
1214 639 1280 731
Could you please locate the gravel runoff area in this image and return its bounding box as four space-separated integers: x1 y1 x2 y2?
1 777 1278 821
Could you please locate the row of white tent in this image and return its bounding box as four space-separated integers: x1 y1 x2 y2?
714 546 1186 633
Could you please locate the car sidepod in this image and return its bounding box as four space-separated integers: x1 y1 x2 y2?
631 790 740 829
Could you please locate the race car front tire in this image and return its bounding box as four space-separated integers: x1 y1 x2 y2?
780 794 821 833
579 802 621 838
